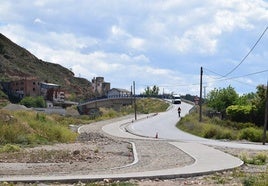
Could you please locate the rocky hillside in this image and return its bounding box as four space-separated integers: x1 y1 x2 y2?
0 33 93 101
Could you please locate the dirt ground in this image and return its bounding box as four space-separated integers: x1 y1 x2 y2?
0 133 134 176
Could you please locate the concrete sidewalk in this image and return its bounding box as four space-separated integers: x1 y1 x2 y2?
0 142 243 183
0 115 243 183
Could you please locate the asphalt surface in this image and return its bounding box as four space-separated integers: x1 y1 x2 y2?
125 102 268 150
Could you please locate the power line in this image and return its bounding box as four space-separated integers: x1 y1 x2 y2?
203 69 268 86
221 26 268 77
203 67 255 87
138 69 268 89
204 67 268 80
203 67 224 78
222 69 268 80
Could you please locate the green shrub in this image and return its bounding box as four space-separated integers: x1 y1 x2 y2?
218 130 234 140
242 153 268 165
178 113 237 140
136 98 169 114
26 134 48 145
20 96 46 108
202 124 235 140
177 116 205 137
243 170 268 186
226 105 255 123
255 153 267 164
243 176 256 186
211 117 254 130
0 144 21 153
36 113 46 122
178 111 266 142
0 123 27 144
0 110 77 146
203 125 218 138
239 127 263 142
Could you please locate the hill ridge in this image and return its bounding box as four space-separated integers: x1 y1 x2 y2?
0 33 93 101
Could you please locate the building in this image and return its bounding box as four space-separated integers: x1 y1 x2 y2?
40 82 65 103
5 78 65 106
107 88 131 98
91 77 110 98
9 77 41 99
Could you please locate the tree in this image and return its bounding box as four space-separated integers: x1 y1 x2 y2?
251 85 267 126
207 85 238 113
20 96 46 108
234 92 255 106
144 85 159 97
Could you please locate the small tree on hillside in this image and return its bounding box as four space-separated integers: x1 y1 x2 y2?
144 85 159 97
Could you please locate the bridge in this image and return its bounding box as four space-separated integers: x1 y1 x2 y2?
77 97 134 115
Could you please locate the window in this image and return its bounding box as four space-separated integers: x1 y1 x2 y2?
33 88 35 91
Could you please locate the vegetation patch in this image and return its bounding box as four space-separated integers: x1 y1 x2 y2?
136 98 170 114
0 144 21 153
0 110 78 146
177 112 266 142
0 98 169 147
20 96 46 108
241 152 267 165
242 171 268 186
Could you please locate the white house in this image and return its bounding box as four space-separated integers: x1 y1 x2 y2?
107 88 131 98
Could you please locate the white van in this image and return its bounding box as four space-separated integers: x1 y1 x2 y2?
172 94 181 104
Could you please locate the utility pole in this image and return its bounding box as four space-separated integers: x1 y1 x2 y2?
263 81 268 145
133 81 137 120
199 67 203 122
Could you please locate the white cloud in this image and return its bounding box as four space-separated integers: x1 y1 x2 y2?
111 25 126 37
34 18 45 24
127 37 145 51
1 0 267 95
109 25 146 51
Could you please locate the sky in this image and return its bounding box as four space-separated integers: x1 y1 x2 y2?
0 0 268 96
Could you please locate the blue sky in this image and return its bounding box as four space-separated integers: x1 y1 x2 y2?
0 0 268 96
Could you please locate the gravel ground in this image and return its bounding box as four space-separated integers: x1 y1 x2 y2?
0 133 134 176
0 115 193 177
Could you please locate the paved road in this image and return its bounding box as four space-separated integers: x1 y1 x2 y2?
126 102 268 150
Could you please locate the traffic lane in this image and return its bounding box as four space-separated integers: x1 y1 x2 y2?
128 102 268 150
128 102 208 141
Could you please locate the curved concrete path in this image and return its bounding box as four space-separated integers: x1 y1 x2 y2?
102 115 244 176
0 105 245 183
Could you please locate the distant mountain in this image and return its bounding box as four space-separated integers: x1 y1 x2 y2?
0 33 93 101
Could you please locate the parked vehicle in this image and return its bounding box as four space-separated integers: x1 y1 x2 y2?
172 94 181 104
